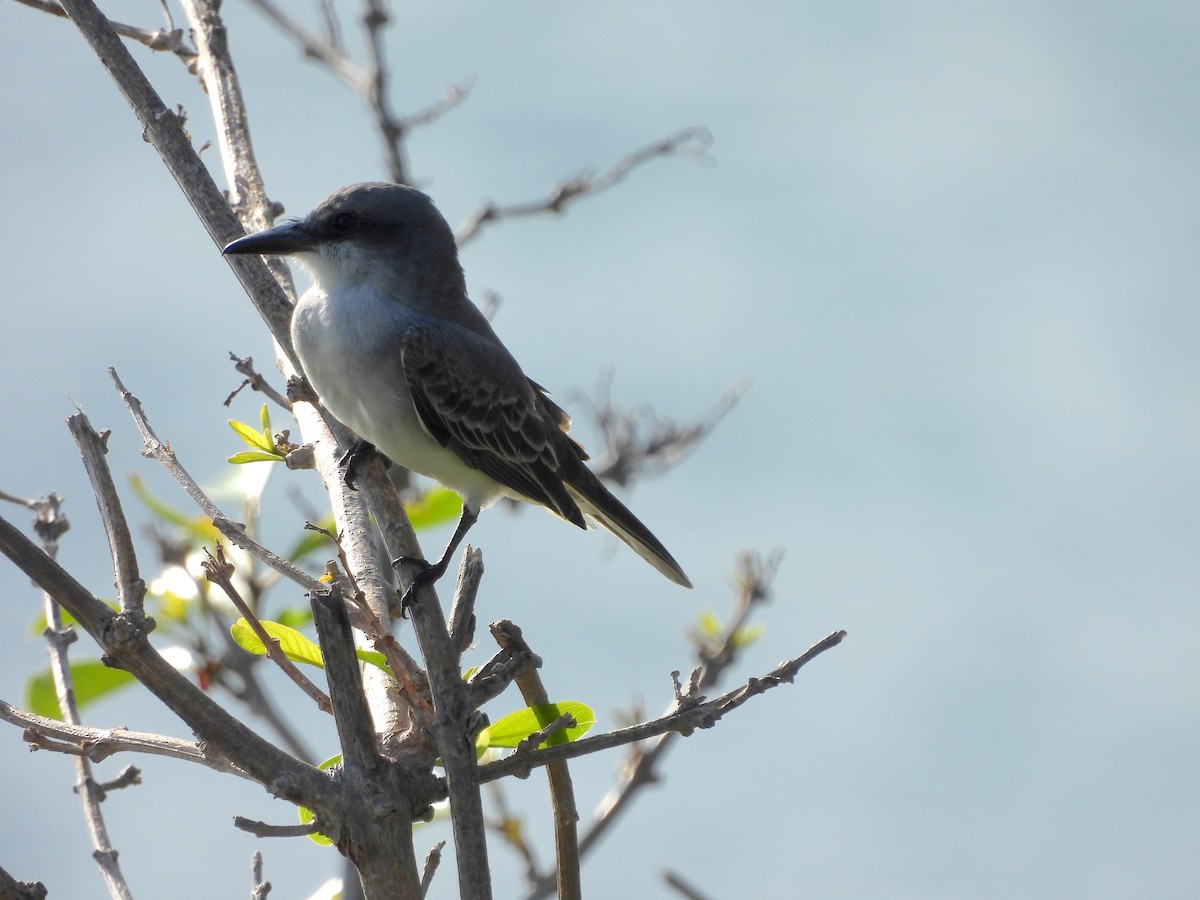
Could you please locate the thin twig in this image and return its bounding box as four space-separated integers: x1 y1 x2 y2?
201 544 334 715
491 621 581 900
581 373 746 489
234 816 320 838
662 870 715 900
564 551 789 877
456 127 714 245
420 840 447 897
24 494 135 900
67 411 146 616
484 630 847 786
396 78 473 132
448 545 484 660
304 524 430 715
242 0 368 91
250 851 272 899
225 352 293 410
13 0 198 68
361 0 406 183
111 367 323 594
0 511 332 803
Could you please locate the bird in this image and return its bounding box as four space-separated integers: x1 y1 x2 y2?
223 182 691 591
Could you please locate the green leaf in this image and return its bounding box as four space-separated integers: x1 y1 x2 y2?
298 754 341 845
477 701 595 753
259 403 272 438
226 450 283 465
405 487 462 531
231 618 324 668
355 649 391 674
228 416 276 453
26 661 137 720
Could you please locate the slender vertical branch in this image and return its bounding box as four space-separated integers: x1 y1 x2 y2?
66 412 145 616
26 494 134 900
491 621 581 900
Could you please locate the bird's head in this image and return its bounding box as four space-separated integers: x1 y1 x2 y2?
223 182 466 306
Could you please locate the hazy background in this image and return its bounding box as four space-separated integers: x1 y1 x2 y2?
2 2 1198 897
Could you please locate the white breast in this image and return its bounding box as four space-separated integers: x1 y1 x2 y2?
290 281 509 511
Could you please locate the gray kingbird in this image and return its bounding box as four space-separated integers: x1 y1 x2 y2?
223 182 691 589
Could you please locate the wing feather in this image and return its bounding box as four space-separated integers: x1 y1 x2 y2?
402 324 585 526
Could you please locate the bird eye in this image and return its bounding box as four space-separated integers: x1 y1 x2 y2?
330 211 357 234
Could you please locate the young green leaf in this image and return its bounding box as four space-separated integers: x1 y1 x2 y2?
476 701 596 753
355 649 391 674
227 407 286 465
231 618 324 669
228 417 276 453
227 450 284 465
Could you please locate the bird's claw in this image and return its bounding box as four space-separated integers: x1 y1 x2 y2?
339 439 378 490
393 555 448 616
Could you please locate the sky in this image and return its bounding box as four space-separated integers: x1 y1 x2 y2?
2 1 1199 898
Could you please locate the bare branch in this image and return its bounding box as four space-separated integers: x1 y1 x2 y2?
19 496 135 900
201 545 334 715
361 0 407 183
420 841 447 897
111 368 323 595
448 545 484 661
0 864 47 900
67 411 146 616
304 526 430 715
663 870 715 900
491 621 581 900
0 490 70 552
225 352 294 411
0 703 252 776
582 374 746 490
234 816 320 838
560 550 790 881
484 629 847 787
0 513 331 804
456 127 714 245
397 78 474 132
309 586 425 896
250 851 272 899
13 0 199 69
242 0 369 91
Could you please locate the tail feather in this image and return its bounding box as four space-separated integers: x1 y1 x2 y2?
565 479 692 588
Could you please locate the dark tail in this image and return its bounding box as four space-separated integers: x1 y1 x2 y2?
565 472 692 588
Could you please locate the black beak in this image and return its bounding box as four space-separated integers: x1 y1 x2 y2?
222 221 314 256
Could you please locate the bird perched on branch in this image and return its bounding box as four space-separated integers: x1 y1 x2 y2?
224 182 691 591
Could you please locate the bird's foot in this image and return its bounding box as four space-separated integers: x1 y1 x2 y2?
338 439 383 490
394 554 449 617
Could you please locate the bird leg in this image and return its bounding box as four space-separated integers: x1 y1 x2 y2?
394 505 479 613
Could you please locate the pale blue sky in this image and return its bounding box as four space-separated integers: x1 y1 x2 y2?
2 2 1198 898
